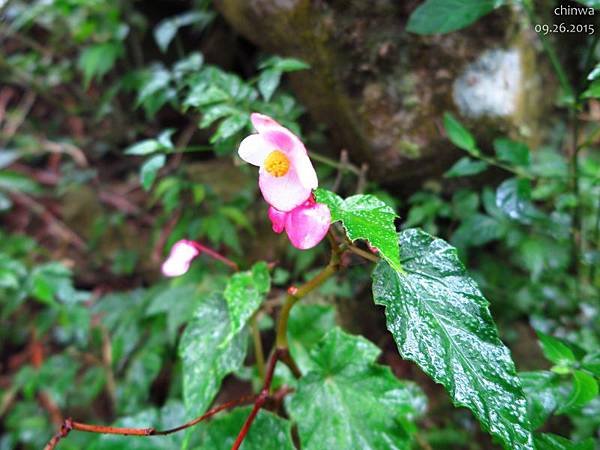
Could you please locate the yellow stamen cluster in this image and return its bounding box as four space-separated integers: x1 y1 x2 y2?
264 150 290 177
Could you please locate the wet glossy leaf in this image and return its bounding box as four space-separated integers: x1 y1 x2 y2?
407 0 504 35
558 370 599 414
258 69 281 101
287 328 426 450
496 178 534 222
314 188 401 272
125 139 162 156
179 294 248 415
196 407 294 450
259 56 310 72
154 11 215 53
520 371 570 429
445 157 488 177
372 228 534 449
224 262 270 340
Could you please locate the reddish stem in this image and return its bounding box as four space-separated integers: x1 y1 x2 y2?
189 241 239 270
230 349 282 450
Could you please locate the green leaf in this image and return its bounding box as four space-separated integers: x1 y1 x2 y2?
520 371 570 429
407 0 503 35
125 139 162 156
314 188 401 272
534 433 595 450
0 170 41 194
224 262 270 340
179 294 248 415
209 113 249 143
28 262 86 306
287 328 426 450
372 229 534 449
260 56 310 72
582 352 600 376
451 214 504 248
536 331 576 367
496 178 534 222
78 42 123 87
196 407 295 449
494 138 531 167
558 370 599 414
445 157 488 177
443 112 478 153
581 80 600 99
287 304 337 372
258 68 281 101
140 154 166 191
154 11 215 53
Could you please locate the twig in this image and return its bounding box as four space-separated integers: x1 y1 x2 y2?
43 395 256 450
310 151 362 175
331 149 349 192
1 90 35 142
347 244 379 263
355 163 369 194
189 241 239 271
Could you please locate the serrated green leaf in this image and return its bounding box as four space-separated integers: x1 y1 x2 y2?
258 68 281 101
179 294 248 415
520 371 570 429
196 407 294 449
407 0 503 35
536 331 576 367
140 154 166 191
445 157 488 177
443 112 478 153
314 188 401 272
494 138 531 167
224 262 270 341
534 433 595 450
287 328 426 450
558 370 599 414
372 229 534 449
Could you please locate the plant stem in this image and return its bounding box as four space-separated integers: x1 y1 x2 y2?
43 395 256 450
275 251 341 349
189 241 239 270
347 244 380 263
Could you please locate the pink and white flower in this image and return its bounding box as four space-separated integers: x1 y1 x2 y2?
238 113 318 212
161 240 200 277
268 198 331 250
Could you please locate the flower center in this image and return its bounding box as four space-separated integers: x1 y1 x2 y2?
264 150 290 177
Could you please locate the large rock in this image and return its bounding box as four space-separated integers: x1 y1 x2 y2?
215 0 545 186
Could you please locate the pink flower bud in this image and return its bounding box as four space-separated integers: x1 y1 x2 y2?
161 240 200 277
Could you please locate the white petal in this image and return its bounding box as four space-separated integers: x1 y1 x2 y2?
238 134 271 166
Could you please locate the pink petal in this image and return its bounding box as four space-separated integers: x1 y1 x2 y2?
238 134 271 166
268 206 287 233
161 240 200 277
285 202 331 250
262 129 306 156
259 165 312 212
250 113 282 133
289 149 318 189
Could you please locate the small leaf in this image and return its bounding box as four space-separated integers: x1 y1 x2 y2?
536 331 576 367
494 138 531 167
140 154 166 191
78 42 123 87
154 11 215 53
210 113 249 143
582 352 600 376
0 170 41 194
314 188 401 272
520 371 570 429
260 56 310 72
372 229 535 449
224 262 270 341
445 157 488 177
258 68 281 101
496 178 534 221
125 139 162 156
581 80 600 99
443 112 478 153
558 370 599 414
179 294 248 415
407 0 503 35
287 328 426 450
534 433 595 450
